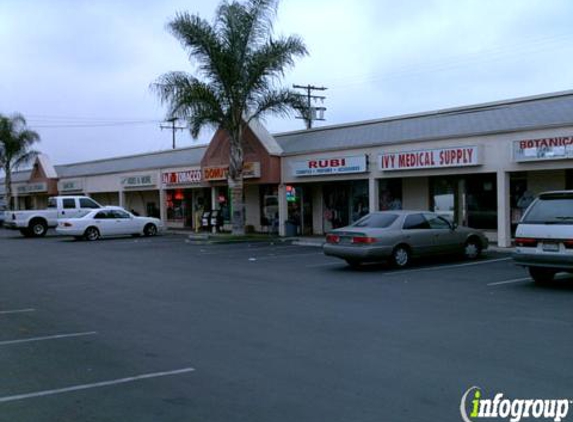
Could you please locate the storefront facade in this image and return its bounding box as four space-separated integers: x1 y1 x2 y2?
4 90 573 246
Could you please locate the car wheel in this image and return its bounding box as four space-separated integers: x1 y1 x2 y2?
144 223 157 237
84 227 100 241
464 238 482 260
29 220 47 237
391 245 411 268
345 259 362 269
529 267 555 284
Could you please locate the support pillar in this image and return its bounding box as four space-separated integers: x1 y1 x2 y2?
159 188 166 223
368 177 378 213
497 171 511 248
278 184 287 237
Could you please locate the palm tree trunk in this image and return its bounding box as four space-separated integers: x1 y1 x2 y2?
228 128 245 236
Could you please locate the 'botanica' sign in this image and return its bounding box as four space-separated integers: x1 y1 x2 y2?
513 137 573 162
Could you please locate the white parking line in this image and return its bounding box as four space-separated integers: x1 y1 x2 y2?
248 252 324 261
0 367 195 404
0 331 97 346
487 277 531 286
0 308 35 315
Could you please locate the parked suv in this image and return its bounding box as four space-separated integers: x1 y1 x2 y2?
513 191 573 283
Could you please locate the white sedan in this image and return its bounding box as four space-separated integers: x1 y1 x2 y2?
56 208 164 241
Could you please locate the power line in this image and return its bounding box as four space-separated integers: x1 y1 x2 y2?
29 120 162 129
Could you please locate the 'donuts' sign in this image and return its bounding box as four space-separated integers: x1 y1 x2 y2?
379 146 481 171
513 137 573 162
290 155 368 177
203 162 261 181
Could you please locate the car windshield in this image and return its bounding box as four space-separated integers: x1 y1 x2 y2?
352 213 398 228
522 197 573 224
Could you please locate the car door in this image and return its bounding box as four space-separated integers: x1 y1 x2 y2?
92 210 115 236
423 212 461 254
401 213 434 256
110 209 137 235
59 198 77 219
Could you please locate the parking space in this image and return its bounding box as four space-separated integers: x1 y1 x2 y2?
1 228 573 421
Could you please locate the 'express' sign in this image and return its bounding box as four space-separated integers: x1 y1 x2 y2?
379 146 480 171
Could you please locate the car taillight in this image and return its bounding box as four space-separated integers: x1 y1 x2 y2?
326 234 340 244
563 240 573 249
515 238 538 247
351 236 377 244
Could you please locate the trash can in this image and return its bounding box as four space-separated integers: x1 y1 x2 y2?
285 221 298 237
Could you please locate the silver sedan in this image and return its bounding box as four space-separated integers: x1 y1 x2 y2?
323 211 489 268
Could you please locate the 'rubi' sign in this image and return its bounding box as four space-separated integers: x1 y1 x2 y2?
291 155 368 177
379 146 480 171
513 137 573 162
162 169 202 185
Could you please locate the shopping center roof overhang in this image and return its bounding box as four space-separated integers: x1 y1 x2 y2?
54 145 208 178
273 89 573 156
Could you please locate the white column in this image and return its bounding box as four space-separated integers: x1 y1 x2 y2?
119 190 125 209
211 186 217 210
312 186 324 235
159 188 166 222
278 184 287 237
497 171 511 248
368 177 378 213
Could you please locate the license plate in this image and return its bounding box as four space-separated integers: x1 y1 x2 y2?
542 242 559 252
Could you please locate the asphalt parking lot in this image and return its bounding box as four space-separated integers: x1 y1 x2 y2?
1 229 572 422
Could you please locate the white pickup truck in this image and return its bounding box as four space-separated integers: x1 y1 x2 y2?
4 196 103 237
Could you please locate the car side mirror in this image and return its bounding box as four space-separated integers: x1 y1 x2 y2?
450 222 458 230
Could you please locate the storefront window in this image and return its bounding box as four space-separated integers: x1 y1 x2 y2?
166 189 187 222
430 174 497 230
260 185 279 232
323 180 368 231
217 187 230 224
378 179 403 211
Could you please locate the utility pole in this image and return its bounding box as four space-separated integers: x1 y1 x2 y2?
160 117 186 149
293 84 327 129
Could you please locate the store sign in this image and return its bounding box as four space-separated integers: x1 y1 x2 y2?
120 174 156 188
58 179 83 193
513 137 573 162
291 155 368 177
162 168 202 185
203 162 261 181
16 182 48 194
379 146 481 171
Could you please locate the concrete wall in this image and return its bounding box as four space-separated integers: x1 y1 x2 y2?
123 190 160 217
244 185 261 231
402 177 429 210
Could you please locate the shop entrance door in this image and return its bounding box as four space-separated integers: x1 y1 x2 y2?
286 185 313 235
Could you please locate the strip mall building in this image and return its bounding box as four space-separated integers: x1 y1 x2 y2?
2 90 573 247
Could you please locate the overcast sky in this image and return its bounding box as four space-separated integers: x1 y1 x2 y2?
2 0 573 166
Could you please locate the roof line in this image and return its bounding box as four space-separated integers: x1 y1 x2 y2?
273 89 573 138
54 143 208 169
279 121 573 156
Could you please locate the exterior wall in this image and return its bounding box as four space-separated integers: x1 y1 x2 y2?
402 177 429 210
123 190 160 217
244 185 261 231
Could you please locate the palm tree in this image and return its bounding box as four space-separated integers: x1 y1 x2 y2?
152 0 307 235
0 114 40 210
